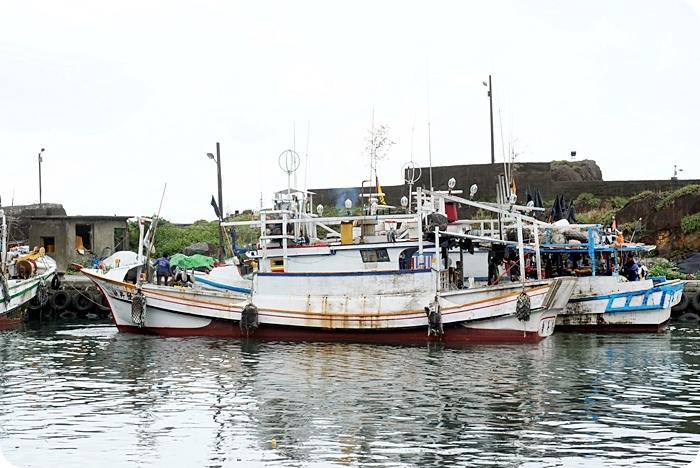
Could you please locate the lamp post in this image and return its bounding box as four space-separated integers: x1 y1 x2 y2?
482 76 495 164
207 142 225 263
38 148 45 205
482 75 496 164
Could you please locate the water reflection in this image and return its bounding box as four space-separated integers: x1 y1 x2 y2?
0 321 698 467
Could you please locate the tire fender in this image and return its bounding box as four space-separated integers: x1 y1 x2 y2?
672 293 690 313
691 291 700 313
72 291 94 313
50 290 71 312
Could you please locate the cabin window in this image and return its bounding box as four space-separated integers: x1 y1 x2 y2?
114 228 126 250
75 223 93 250
360 248 390 263
41 236 55 253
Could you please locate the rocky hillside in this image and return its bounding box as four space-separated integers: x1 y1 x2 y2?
614 186 700 259
550 160 603 182
573 185 700 260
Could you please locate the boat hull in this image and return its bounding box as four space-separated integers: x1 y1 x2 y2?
0 277 43 329
82 268 574 344
556 277 684 333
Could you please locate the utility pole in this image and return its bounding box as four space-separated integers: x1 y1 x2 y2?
483 76 495 164
38 148 45 204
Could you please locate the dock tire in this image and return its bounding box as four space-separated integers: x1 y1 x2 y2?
28 295 44 311
692 291 700 313
94 293 110 312
50 290 71 313
678 312 700 322
672 293 690 313
72 291 94 313
51 274 61 290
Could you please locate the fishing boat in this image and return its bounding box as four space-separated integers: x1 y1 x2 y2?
0 207 58 328
79 186 575 344
531 221 684 332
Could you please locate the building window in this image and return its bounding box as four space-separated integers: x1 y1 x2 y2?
360 248 390 263
41 236 55 253
114 228 126 251
75 224 93 251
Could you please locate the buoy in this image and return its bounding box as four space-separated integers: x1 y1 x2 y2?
271 439 277 449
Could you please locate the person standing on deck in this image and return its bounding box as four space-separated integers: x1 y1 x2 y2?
153 254 171 286
622 254 639 281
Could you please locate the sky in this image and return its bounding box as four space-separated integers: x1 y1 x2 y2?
1 0 699 223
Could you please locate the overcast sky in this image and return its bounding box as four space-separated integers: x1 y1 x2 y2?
1 0 699 223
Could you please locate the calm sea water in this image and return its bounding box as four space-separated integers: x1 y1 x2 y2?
1 318 699 468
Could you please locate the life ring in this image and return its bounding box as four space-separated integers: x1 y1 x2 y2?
692 291 700 313
72 291 94 313
672 293 690 314
50 290 71 312
51 274 61 290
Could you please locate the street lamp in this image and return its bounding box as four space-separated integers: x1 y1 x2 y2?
482 76 495 164
207 142 225 264
38 148 45 205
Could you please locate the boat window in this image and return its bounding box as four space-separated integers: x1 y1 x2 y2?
360 248 390 263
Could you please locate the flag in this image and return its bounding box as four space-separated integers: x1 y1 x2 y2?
611 216 617 232
211 195 221 219
534 188 544 208
634 218 642 233
567 200 577 223
376 176 386 205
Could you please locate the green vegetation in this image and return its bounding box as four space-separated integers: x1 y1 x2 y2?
128 219 221 258
648 261 688 280
681 213 700 235
610 196 628 210
655 184 700 211
574 192 600 207
628 190 654 203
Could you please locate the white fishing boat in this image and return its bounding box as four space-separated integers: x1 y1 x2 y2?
0 207 58 328
79 187 575 344
532 222 684 332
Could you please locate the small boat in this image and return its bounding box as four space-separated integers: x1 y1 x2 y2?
0 207 58 328
79 186 575 344
531 222 684 332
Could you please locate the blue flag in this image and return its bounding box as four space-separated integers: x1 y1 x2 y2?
211 196 221 219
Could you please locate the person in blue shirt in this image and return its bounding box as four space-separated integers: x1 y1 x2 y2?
622 254 639 281
153 254 171 286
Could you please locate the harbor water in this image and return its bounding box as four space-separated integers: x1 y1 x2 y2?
1 319 699 467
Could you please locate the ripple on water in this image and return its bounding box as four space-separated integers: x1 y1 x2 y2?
1 323 700 466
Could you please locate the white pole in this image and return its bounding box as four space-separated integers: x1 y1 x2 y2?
417 187 424 267
517 214 525 283
534 223 542 280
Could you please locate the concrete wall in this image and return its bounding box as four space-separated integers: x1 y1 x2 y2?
310 162 700 210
